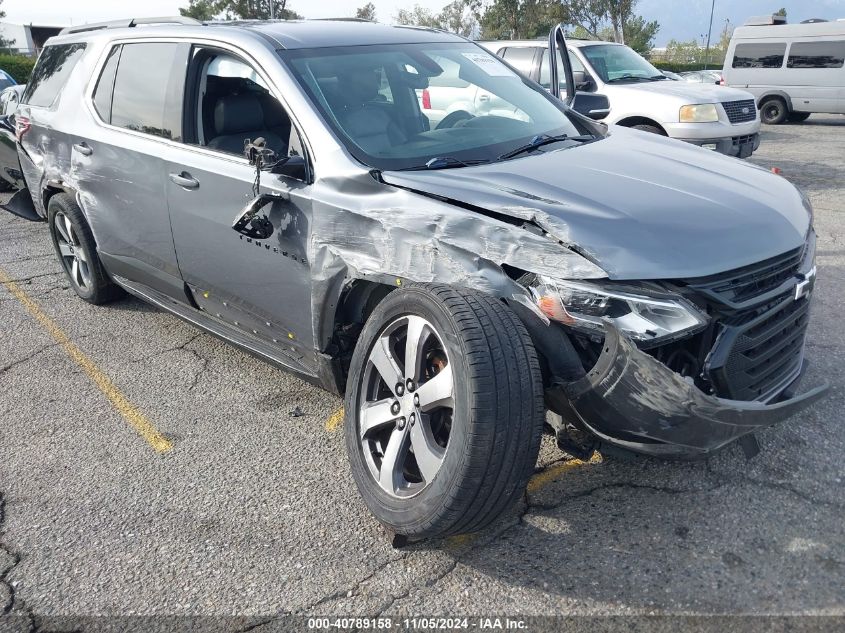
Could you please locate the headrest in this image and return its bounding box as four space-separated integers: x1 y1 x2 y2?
214 94 264 135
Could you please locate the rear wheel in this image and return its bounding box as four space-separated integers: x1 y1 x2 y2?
345 284 544 539
48 193 123 305
788 112 811 123
760 97 788 125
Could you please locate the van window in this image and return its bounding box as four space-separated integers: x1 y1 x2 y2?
22 43 86 107
92 45 121 122
787 41 845 69
110 43 185 140
732 43 786 68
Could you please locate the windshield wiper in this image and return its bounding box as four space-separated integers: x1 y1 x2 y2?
606 74 651 83
648 74 670 81
497 134 593 161
397 156 489 171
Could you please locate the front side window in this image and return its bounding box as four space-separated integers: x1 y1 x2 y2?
787 40 845 69
539 48 586 89
187 49 297 162
732 43 787 68
109 43 184 140
282 42 587 171
22 43 86 107
579 44 662 82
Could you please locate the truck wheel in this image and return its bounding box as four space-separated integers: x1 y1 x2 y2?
760 97 788 125
48 193 123 305
788 112 811 123
631 124 666 136
345 284 544 539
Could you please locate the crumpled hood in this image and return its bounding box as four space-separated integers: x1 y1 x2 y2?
381 127 810 280
617 80 753 103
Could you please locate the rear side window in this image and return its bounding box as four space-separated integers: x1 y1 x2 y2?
109 42 185 141
500 47 537 76
22 43 87 107
787 40 845 69
92 45 121 121
732 43 787 68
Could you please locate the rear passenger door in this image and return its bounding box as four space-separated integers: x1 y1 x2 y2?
81 40 190 301
164 45 317 373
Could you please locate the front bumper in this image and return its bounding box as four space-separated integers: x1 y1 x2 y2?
680 132 761 158
546 326 828 458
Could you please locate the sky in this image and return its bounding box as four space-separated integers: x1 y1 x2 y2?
3 0 845 46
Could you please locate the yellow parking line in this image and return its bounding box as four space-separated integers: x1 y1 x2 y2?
526 451 603 494
0 268 173 453
325 407 345 432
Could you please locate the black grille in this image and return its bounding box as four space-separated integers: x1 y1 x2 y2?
709 296 809 401
679 241 813 402
723 99 757 124
687 246 804 306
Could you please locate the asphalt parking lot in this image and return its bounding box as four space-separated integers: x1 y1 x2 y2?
1 117 844 629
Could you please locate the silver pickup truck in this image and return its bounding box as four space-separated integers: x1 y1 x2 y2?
480 38 762 158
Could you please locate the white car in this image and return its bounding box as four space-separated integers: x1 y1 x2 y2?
480 39 762 158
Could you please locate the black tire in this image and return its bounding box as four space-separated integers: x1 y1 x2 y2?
47 192 123 305
345 284 544 539
760 97 788 125
631 124 666 136
788 112 811 123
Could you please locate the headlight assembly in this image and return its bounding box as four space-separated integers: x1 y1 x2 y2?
679 103 719 123
530 277 709 346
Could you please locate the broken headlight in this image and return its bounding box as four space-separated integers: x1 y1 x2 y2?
530 277 708 346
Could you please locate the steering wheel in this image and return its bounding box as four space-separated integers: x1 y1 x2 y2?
435 110 475 130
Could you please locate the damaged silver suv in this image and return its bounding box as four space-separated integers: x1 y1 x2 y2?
2 18 826 540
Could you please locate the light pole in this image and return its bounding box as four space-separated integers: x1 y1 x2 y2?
703 0 716 70
270 0 275 20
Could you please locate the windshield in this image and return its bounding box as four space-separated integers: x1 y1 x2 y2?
580 44 663 82
281 42 589 170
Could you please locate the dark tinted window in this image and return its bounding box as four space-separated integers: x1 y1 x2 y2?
732 43 787 68
92 45 121 122
111 43 184 140
22 43 86 107
501 47 537 76
787 40 845 68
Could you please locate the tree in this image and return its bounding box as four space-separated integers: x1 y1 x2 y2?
663 38 703 64
556 0 658 49
355 3 376 21
395 4 440 28
480 0 558 40
396 1 481 38
0 0 14 49
775 8 787 17
179 0 302 21
621 15 659 55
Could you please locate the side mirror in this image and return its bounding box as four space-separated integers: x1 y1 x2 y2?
231 192 285 239
572 70 592 90
571 92 610 121
272 154 306 180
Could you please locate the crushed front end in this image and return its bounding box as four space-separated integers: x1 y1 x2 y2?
528 230 828 458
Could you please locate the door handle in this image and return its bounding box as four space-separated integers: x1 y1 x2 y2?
73 142 92 156
169 172 200 190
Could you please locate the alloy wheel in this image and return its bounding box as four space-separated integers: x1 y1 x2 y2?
358 315 454 499
53 211 92 291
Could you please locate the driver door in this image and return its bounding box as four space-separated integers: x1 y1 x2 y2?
165 46 317 374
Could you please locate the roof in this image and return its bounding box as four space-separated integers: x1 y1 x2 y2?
477 38 614 51
732 21 845 40
54 18 467 49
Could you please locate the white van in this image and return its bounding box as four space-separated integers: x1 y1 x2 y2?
722 19 845 124
479 39 762 158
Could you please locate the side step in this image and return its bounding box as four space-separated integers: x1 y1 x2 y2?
1 189 42 222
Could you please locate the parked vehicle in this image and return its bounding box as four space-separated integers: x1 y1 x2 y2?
0 69 16 91
661 70 683 81
679 69 723 84
0 84 25 115
0 85 25 191
722 17 845 124
481 38 762 157
1 18 825 539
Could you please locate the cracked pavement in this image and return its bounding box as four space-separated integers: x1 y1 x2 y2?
1 118 843 629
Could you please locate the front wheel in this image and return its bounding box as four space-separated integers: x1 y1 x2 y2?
345 285 544 539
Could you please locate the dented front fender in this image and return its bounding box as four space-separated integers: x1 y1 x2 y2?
547 326 828 458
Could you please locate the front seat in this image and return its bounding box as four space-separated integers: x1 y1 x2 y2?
337 70 406 154
208 93 287 158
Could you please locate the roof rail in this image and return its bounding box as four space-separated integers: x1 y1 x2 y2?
59 16 201 36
